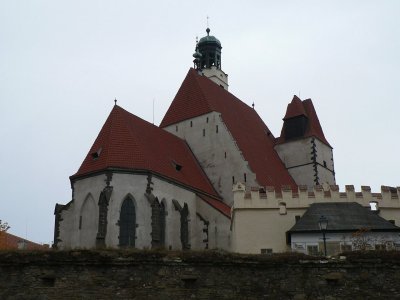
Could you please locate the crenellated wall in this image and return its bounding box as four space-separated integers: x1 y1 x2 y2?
231 183 400 254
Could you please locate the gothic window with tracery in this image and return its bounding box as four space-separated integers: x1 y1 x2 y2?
119 197 136 247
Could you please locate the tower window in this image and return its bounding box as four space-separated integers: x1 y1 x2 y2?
232 176 235 184
190 121 193 127
244 173 247 182
176 125 178 132
224 152 227 159
203 129 205 137
206 117 209 123
216 125 219 133
323 161 327 167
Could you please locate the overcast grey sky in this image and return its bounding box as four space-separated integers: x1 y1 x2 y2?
1 0 399 244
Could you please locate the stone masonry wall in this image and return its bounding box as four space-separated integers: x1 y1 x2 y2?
1 250 400 300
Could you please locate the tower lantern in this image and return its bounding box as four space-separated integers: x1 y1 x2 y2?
193 28 229 90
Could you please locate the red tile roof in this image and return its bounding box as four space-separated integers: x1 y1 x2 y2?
160 68 297 190
277 96 331 147
72 105 219 198
0 232 48 250
283 95 307 120
198 194 231 218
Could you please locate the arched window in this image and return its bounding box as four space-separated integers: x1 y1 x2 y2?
119 197 136 247
79 194 97 248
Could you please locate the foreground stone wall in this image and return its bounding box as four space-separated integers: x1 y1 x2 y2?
1 250 400 299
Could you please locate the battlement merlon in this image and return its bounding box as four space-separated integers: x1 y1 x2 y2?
232 183 400 209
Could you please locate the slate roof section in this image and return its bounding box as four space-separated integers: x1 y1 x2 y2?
160 68 297 190
72 105 219 198
277 96 331 147
288 202 400 233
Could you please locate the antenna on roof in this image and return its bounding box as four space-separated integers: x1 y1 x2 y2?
252 102 255 109
114 98 117 106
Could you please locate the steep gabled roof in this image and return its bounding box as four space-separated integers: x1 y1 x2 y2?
288 202 400 233
161 68 296 189
72 105 219 198
277 96 331 147
283 95 307 120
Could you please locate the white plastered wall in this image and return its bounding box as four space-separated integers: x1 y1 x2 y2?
274 137 335 187
195 198 231 250
58 172 230 250
163 111 256 206
58 174 105 249
231 184 400 254
201 67 229 90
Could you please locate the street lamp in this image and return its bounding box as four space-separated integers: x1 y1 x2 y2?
318 215 328 256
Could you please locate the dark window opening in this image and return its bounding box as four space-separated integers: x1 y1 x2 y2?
323 161 327 168
307 245 319 256
206 117 209 123
224 152 227 159
244 173 247 182
232 176 235 184
284 116 308 140
79 216 82 230
261 248 272 254
216 125 219 133
172 160 183 171
119 197 136 247
91 148 102 160
190 121 193 127
175 125 178 132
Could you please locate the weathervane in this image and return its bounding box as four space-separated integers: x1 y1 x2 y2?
114 98 117 105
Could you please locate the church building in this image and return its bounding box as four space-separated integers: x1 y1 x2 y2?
54 28 336 250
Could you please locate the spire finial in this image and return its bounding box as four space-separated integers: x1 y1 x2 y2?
114 98 117 106
206 16 210 36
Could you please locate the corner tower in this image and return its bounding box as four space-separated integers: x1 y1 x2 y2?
193 28 229 90
274 96 336 187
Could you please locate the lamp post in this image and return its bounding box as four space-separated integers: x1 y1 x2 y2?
318 215 328 256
